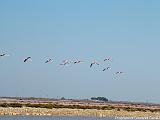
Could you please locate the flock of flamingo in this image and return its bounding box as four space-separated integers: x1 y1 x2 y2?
0 52 124 75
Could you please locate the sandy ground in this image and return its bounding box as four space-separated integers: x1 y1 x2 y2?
0 107 160 118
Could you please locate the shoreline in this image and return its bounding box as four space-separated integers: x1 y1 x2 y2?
0 107 160 118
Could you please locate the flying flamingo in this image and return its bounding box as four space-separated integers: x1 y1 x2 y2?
102 67 111 71
45 58 53 63
115 71 124 74
24 57 32 62
0 53 10 57
104 57 112 61
60 60 70 66
90 60 99 68
73 60 84 64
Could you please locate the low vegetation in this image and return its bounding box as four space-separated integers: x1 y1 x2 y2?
0 103 23 108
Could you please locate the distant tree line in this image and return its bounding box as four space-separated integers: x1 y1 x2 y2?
91 97 108 102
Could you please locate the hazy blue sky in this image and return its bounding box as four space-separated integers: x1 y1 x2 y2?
0 0 160 103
